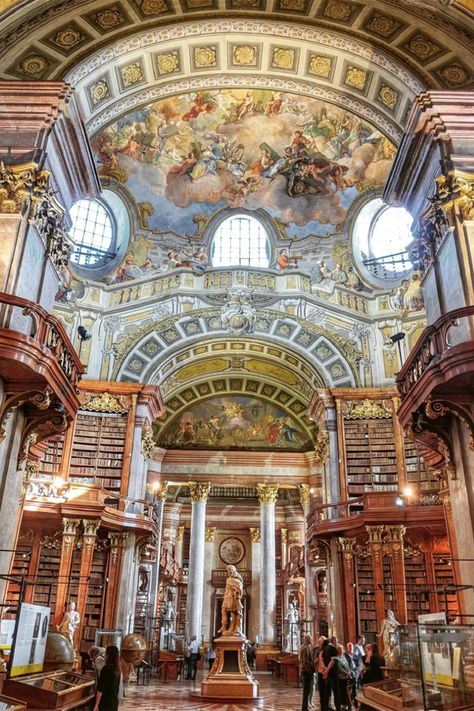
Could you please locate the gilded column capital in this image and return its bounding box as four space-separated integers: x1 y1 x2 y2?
82 519 101 537
249 528 261 543
280 528 287 545
0 161 50 214
366 525 385 543
385 525 406 542
256 483 279 504
62 518 80 536
177 525 185 542
188 481 212 502
205 527 216 542
298 483 311 506
314 428 329 464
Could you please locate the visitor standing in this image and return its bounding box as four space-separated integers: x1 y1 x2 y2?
322 636 338 710
361 643 385 685
186 635 200 680
205 642 216 671
93 645 121 711
353 636 365 688
298 634 315 711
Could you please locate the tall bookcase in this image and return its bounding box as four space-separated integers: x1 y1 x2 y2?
344 417 398 498
383 555 395 615
356 555 377 642
68 411 128 493
434 554 459 620
83 545 107 644
404 552 430 623
32 539 61 611
37 435 65 479
5 542 33 614
404 439 437 492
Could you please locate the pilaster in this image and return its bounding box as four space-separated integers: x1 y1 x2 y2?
54 518 80 624
104 532 129 628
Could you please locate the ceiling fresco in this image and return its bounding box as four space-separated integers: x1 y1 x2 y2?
157 395 314 451
92 88 396 241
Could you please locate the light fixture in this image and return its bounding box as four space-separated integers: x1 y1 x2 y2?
395 495 404 507
403 486 414 498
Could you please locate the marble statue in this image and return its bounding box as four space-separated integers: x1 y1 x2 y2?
218 564 244 636
284 602 300 653
378 609 400 658
58 601 80 647
161 598 177 650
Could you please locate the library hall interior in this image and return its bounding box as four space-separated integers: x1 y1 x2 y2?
0 0 473 709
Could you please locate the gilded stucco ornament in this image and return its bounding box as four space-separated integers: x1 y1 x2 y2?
0 162 50 214
344 399 392 420
141 427 156 459
314 427 329 463
272 48 295 69
81 392 128 414
345 66 367 90
233 45 256 65
54 27 82 48
249 528 261 543
194 47 216 68
308 55 332 77
156 52 180 74
298 483 311 506
433 171 474 222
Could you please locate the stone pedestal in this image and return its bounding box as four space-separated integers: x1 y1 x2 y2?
200 635 258 699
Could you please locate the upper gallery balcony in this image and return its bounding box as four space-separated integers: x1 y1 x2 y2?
0 292 83 419
395 306 474 428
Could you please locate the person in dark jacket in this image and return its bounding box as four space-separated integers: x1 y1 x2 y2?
93 645 121 711
322 636 338 710
361 642 385 685
298 634 315 711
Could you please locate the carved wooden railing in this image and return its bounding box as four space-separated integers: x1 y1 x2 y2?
396 305 474 400
0 292 83 388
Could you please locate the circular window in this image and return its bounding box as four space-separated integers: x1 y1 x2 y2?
211 214 270 268
69 198 114 268
352 198 414 285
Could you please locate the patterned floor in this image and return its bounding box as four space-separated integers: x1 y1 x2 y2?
122 671 306 710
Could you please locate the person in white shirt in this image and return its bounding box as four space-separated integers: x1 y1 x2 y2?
186 635 200 680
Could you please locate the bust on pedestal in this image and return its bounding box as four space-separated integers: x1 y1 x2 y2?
200 565 258 700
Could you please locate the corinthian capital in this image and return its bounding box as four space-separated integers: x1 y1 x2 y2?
298 483 311 506
188 481 212 502
256 483 279 504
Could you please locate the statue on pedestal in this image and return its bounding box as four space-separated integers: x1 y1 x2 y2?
284 602 299 653
218 565 244 636
378 609 400 658
161 597 176 650
58 602 80 648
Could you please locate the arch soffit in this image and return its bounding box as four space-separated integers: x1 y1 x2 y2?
0 1 472 102
112 308 361 387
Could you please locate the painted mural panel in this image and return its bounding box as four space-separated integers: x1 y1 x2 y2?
92 89 396 241
158 396 312 450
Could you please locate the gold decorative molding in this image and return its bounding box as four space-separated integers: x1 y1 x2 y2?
205 527 216 542
298 483 311 506
62 518 80 552
250 527 261 543
159 480 169 502
385 525 405 542
433 170 474 222
162 527 175 540
280 528 287 545
108 531 129 565
366 525 385 543
344 399 392 420
288 530 302 543
81 392 128 414
338 536 356 570
0 161 50 214
177 525 185 542
82 519 101 537
314 427 329 464
188 481 212 502
141 426 156 459
256 483 279 504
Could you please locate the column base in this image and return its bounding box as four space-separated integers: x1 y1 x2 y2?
255 643 281 671
200 634 259 699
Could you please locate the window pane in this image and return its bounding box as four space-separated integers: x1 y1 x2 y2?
212 214 270 268
70 199 114 267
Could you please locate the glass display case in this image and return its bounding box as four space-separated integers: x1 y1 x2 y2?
0 696 26 711
3 671 95 709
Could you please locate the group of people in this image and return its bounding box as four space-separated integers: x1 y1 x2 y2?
299 634 385 711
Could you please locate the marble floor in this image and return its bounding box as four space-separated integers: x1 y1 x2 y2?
121 671 306 710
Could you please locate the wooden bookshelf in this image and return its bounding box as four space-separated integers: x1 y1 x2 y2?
344 418 398 498
5 542 33 614
37 435 65 479
176 585 187 636
404 439 437 492
383 556 395 616
32 540 61 611
83 545 107 644
405 552 430 623
433 554 459 620
356 555 377 642
68 411 128 493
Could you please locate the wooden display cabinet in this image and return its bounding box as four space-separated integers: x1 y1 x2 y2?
3 672 94 710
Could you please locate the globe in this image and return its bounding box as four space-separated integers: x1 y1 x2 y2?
43 632 75 671
121 633 147 666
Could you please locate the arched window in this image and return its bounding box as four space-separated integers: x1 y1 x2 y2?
352 198 414 284
211 214 270 268
69 198 115 268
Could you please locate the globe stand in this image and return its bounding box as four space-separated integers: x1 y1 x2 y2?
199 634 258 700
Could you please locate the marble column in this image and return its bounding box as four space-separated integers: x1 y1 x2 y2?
298 484 316 629
202 527 216 642
249 528 261 643
186 481 211 640
257 483 279 645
